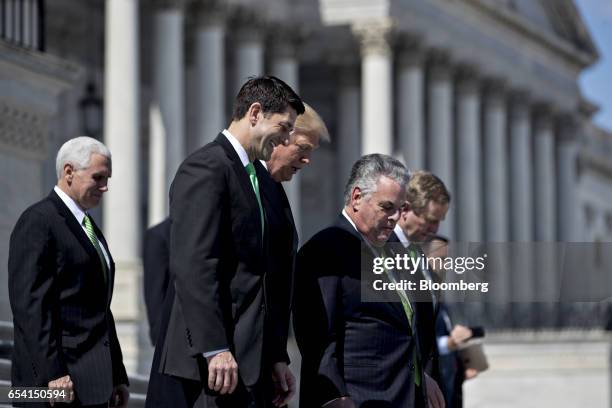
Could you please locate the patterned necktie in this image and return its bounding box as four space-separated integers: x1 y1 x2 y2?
83 214 108 283
380 247 421 386
245 163 264 238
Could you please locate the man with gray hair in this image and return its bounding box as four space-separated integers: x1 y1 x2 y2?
9 136 129 407
293 154 444 408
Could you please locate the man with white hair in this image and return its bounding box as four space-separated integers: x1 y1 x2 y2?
8 136 129 407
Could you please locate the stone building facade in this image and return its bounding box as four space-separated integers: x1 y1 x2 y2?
1 0 612 378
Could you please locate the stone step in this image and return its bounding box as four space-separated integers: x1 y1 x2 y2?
0 359 9 382
129 373 148 395
0 323 12 341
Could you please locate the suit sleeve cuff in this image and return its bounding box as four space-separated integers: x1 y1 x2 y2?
202 348 230 358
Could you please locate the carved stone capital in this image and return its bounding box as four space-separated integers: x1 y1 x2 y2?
152 0 186 11
482 77 507 103
229 6 265 43
268 25 307 60
455 64 479 94
508 89 531 119
352 18 395 56
556 113 580 142
190 0 227 27
532 103 556 131
426 48 452 80
396 33 424 67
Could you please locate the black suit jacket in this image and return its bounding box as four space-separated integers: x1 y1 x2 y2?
255 161 297 366
146 159 296 407
8 190 128 406
143 218 171 345
294 215 429 408
160 133 268 387
387 232 439 379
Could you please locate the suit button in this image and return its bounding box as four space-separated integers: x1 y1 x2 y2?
104 340 110 347
409 363 414 370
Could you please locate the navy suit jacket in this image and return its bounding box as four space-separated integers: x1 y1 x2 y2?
294 215 429 407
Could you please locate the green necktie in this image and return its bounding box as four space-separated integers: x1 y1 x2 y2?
83 214 108 283
380 248 421 386
245 163 264 238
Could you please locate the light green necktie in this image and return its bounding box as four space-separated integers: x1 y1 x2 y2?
83 214 108 283
245 163 264 238
380 248 421 386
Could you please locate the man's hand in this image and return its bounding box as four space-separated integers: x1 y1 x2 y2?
322 396 357 408
207 351 238 394
271 362 296 407
465 368 479 380
110 384 129 408
448 325 472 350
424 373 445 408
48 375 74 406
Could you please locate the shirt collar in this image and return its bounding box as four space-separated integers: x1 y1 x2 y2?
259 160 268 170
222 129 250 167
393 224 411 248
342 208 358 232
54 185 86 226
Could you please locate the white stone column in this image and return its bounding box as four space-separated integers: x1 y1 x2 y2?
194 3 226 147
5 0 14 42
149 0 185 226
533 106 556 241
508 92 535 325
103 0 141 372
336 64 362 204
233 12 264 97
397 41 424 170
455 68 482 242
352 19 393 156
427 51 454 238
483 80 509 242
271 35 302 239
557 116 582 242
482 82 512 324
509 92 533 241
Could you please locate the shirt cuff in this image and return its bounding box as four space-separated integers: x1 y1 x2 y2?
202 348 229 358
437 335 450 355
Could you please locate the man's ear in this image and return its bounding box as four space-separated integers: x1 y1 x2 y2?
64 163 75 183
351 186 363 211
247 102 262 126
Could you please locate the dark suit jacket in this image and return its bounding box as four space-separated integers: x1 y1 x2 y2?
144 218 171 345
294 215 429 408
387 232 439 379
255 161 297 366
160 133 269 387
146 158 296 407
435 304 464 408
8 190 128 406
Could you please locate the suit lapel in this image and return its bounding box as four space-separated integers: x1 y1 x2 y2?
49 191 100 266
49 191 112 304
215 134 264 249
334 214 412 329
254 161 297 246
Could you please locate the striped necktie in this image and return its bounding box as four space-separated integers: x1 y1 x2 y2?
83 214 108 283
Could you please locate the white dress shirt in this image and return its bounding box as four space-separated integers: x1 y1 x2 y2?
53 185 110 269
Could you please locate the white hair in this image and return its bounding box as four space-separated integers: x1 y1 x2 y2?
55 136 111 180
343 154 409 205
